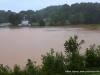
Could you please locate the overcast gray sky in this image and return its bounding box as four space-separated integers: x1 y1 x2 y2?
0 0 100 12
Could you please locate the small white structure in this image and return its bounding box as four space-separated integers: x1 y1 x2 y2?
18 17 31 26
0 23 11 27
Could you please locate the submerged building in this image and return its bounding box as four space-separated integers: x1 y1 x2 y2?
18 17 31 26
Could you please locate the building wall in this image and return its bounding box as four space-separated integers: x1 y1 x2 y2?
22 21 29 25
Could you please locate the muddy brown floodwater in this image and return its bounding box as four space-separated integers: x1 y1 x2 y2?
0 27 100 68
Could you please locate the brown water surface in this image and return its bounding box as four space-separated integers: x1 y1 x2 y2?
0 27 100 68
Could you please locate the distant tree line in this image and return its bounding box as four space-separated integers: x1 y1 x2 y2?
0 2 100 25
1 35 100 75
0 10 14 23
9 13 21 25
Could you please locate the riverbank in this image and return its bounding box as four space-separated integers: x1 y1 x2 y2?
4 24 100 32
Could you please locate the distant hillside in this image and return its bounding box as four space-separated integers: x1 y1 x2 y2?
0 2 100 25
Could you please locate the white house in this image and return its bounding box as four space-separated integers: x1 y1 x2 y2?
18 17 31 26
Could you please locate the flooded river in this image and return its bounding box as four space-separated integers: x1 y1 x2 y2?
0 27 100 68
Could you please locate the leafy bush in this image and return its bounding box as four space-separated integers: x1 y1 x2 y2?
85 44 100 69
41 49 65 75
39 20 45 26
49 22 54 26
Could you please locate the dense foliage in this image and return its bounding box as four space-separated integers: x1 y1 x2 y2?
1 2 100 25
39 20 45 26
9 13 21 25
64 35 85 71
0 10 14 23
0 35 100 75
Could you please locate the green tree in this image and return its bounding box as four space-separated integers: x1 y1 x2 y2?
78 12 86 24
0 17 5 23
39 20 45 26
9 13 15 24
9 13 21 25
49 22 54 26
49 11 56 19
31 15 37 22
15 13 21 25
36 13 43 21
85 44 100 69
64 35 85 71
69 14 80 24
59 14 66 25
52 14 59 25
0 64 11 75
24 59 38 75
13 64 22 75
41 49 65 75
